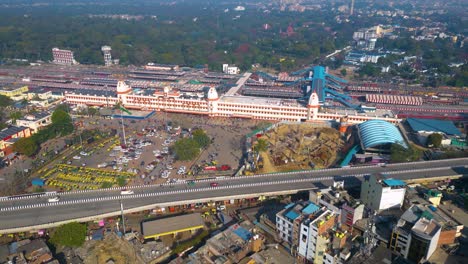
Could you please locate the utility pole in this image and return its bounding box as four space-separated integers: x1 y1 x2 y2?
120 109 127 146
120 200 126 234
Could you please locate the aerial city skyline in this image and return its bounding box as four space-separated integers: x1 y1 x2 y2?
0 1 466 263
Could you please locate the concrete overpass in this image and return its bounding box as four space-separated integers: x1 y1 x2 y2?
0 158 466 234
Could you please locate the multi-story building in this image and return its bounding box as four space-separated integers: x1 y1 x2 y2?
309 181 364 229
390 205 441 263
27 89 52 101
298 209 336 263
101 46 113 66
15 113 52 134
390 190 464 263
64 80 401 125
0 126 31 158
144 63 179 71
0 85 29 100
189 220 264 264
276 201 319 245
360 174 406 211
52 48 77 65
222 64 240 75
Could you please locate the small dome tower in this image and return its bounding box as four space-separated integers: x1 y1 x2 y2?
307 92 320 120
308 92 319 107
207 86 219 101
116 80 131 95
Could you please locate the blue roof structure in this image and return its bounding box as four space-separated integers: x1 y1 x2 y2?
407 118 461 136
284 203 295 209
358 120 407 150
310 66 348 103
285 211 300 221
383 178 406 187
231 225 252 241
302 203 320 215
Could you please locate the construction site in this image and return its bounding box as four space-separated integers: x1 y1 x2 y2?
256 124 344 173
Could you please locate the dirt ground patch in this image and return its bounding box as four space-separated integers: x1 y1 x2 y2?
81 233 145 264
258 124 344 173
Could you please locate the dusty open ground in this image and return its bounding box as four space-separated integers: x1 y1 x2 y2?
79 233 145 264
257 124 344 173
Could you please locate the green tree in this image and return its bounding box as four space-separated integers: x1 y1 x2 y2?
254 138 268 152
9 111 22 122
390 144 422 163
358 64 379 77
192 129 210 148
33 186 45 193
116 176 126 187
172 138 200 161
426 133 443 148
340 68 347 76
101 182 113 188
51 109 73 136
13 137 38 157
52 109 72 125
0 94 13 107
50 222 87 247
172 230 209 254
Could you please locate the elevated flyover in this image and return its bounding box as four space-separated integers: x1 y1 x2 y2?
0 158 466 234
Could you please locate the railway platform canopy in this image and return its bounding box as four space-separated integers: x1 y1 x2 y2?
406 118 462 136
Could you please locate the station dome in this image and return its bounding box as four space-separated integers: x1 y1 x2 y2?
308 92 319 106
116 80 132 94
207 86 219 101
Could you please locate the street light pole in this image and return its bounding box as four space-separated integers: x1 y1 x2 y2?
120 109 127 146
120 200 126 234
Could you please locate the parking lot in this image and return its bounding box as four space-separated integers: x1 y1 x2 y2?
33 112 264 190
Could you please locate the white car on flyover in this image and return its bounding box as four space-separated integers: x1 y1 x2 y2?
120 189 134 195
48 196 60 203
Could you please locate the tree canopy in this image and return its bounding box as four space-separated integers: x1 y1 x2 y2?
9 111 22 122
254 138 269 152
0 94 13 107
51 108 74 136
390 144 422 163
0 3 348 71
426 133 443 148
52 109 72 125
192 129 211 149
13 137 38 156
172 137 200 161
50 222 87 248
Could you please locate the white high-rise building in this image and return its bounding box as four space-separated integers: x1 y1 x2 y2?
222 64 240 75
101 46 113 66
360 174 406 211
52 48 77 65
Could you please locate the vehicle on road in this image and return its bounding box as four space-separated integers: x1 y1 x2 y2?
48 196 60 203
187 180 196 187
210 182 219 187
72 156 81 160
120 189 134 195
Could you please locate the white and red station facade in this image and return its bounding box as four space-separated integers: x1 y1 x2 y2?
65 81 400 124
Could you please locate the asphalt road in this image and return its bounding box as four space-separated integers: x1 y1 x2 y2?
0 158 466 230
